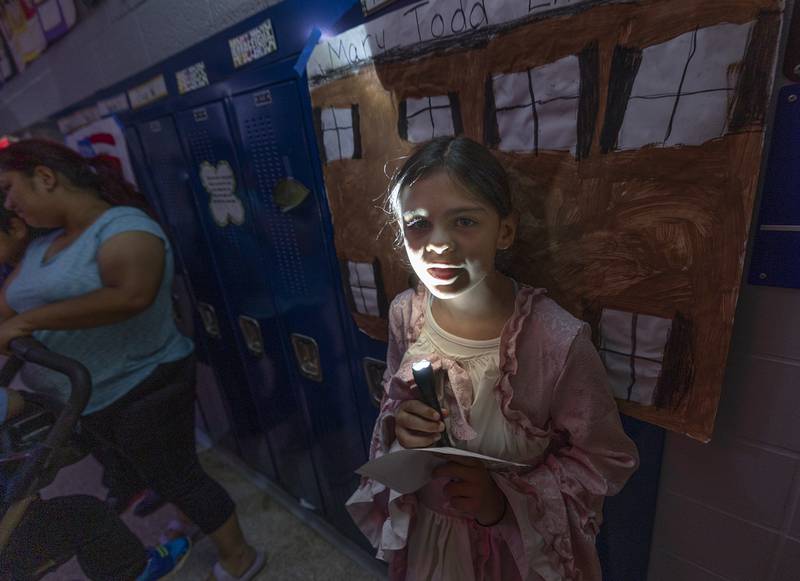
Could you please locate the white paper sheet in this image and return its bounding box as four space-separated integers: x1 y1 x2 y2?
355 261 376 287
530 55 580 103
321 107 355 161
537 97 579 152
406 96 456 143
493 55 580 153
356 446 529 495
635 313 672 361
599 308 672 405
681 22 753 94
497 106 535 152
492 70 529 109
600 309 635 355
665 91 730 147
618 97 674 150
618 21 754 150
362 287 380 316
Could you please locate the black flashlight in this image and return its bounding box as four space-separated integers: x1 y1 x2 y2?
411 359 452 448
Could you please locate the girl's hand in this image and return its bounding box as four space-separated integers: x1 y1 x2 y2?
396 399 449 448
0 315 33 355
433 456 506 525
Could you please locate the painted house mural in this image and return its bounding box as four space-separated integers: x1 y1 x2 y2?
307 0 784 441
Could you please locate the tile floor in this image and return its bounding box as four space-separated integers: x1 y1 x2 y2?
36 445 385 581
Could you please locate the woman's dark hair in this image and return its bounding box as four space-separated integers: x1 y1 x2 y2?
0 138 151 213
386 136 513 242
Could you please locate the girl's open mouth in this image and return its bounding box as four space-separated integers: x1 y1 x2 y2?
427 267 463 280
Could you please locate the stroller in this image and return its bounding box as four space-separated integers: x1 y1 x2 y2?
0 339 195 581
0 340 192 581
0 338 91 551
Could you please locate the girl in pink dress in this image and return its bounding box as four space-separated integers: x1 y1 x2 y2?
347 137 639 581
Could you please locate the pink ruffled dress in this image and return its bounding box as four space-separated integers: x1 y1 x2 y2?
347 285 639 581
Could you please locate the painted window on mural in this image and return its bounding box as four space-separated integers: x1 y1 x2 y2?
346 260 383 317
599 308 673 406
399 94 462 143
319 106 361 162
615 22 754 150
490 55 581 154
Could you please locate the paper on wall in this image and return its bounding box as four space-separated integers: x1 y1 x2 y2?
356 446 529 495
599 308 672 406
406 96 455 143
308 0 595 83
493 55 580 153
618 21 754 150
64 116 137 186
321 107 355 160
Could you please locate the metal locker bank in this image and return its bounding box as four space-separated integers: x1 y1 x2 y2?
117 0 374 548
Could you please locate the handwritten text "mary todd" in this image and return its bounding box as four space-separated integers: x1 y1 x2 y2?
315 0 584 74
325 0 489 67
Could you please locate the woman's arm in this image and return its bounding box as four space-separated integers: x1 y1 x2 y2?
0 232 166 351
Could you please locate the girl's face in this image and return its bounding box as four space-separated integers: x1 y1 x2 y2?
399 171 516 300
0 168 59 229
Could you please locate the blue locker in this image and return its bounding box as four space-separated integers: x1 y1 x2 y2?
124 126 211 365
352 335 385 456
229 79 368 541
126 118 275 478
749 84 800 288
173 101 323 509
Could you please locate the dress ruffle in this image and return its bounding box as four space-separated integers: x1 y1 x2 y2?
496 286 552 441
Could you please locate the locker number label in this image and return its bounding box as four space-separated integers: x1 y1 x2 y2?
254 90 272 107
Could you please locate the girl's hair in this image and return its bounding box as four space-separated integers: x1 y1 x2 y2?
386 136 513 241
0 138 151 213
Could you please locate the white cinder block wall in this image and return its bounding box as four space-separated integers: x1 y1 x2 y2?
0 0 283 134
647 282 800 581
2 2 799 580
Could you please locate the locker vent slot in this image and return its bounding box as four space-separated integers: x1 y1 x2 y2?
242 114 309 297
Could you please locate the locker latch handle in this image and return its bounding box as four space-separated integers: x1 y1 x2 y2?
290 334 323 382
238 316 265 358
362 358 387 408
197 302 221 339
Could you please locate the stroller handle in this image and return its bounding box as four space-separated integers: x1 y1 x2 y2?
8 337 92 451
1 338 92 509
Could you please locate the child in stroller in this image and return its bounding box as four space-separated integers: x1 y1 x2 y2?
0 342 191 581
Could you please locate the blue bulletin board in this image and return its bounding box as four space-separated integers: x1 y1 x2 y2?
749 84 800 288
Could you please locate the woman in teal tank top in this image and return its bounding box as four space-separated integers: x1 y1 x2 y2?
0 140 264 581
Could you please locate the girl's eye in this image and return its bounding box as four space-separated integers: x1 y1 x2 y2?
405 218 431 230
455 217 477 227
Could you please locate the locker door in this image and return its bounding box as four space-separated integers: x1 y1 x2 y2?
174 101 322 509
128 117 275 479
230 81 367 542
124 127 201 354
